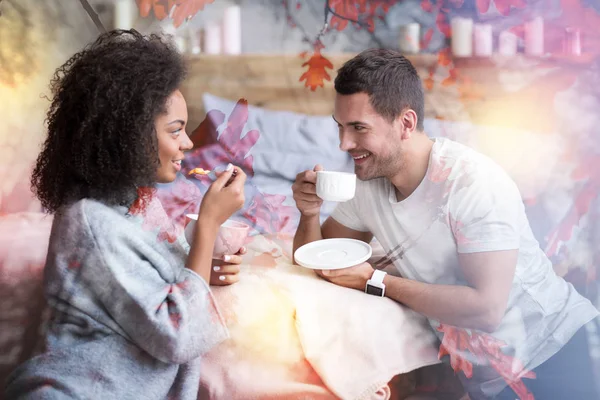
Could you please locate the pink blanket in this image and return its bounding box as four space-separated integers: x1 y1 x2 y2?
199 234 441 400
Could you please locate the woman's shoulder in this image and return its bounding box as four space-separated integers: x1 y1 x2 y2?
52 199 130 242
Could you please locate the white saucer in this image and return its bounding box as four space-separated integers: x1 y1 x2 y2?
294 238 372 270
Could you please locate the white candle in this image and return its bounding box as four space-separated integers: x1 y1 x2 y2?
473 23 492 57
525 17 544 56
114 0 135 30
203 22 222 55
222 6 242 55
498 30 518 56
451 17 473 57
399 23 420 54
188 29 201 55
564 27 581 56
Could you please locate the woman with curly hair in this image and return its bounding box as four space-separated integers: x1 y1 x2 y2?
5 29 245 399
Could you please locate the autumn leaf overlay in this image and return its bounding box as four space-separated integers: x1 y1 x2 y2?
136 0 215 28
438 324 536 400
184 99 298 235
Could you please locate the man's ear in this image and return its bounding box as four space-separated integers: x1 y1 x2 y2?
402 109 418 134
397 109 418 140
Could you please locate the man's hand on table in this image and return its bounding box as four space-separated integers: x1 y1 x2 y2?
317 262 375 291
210 246 247 286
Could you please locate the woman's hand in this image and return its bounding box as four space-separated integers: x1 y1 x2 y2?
209 246 247 286
199 163 246 229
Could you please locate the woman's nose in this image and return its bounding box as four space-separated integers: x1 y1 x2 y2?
180 132 193 150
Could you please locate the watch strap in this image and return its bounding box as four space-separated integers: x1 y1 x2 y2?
370 269 387 285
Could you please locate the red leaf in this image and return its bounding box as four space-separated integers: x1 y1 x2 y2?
218 99 259 175
544 180 600 257
494 0 527 16
437 325 474 377
328 0 397 33
299 44 334 91
421 28 434 49
328 0 360 31
438 324 536 399
421 0 434 12
155 175 202 232
242 192 298 234
128 187 156 215
448 0 465 7
171 0 215 27
475 0 491 14
185 99 258 177
436 12 451 37
189 109 225 148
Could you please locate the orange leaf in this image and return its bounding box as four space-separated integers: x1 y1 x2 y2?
438 47 453 66
441 68 459 87
136 0 173 20
171 0 215 27
424 75 435 91
251 252 278 268
136 0 153 17
299 46 334 91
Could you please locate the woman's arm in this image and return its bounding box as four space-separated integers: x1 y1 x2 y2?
185 219 218 282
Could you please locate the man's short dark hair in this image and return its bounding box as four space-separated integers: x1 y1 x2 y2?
334 49 425 131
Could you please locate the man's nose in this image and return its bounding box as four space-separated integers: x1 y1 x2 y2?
339 132 355 152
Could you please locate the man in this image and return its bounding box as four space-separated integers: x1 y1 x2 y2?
292 49 599 399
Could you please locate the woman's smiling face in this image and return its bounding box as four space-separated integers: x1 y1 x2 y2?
155 90 193 183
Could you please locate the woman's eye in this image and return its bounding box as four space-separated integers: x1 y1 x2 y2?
171 129 182 137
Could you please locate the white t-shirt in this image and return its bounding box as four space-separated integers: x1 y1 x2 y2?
330 137 599 397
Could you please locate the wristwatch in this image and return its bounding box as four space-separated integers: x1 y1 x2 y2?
365 269 387 297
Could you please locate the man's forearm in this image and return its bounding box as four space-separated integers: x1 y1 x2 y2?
383 275 502 333
293 214 322 258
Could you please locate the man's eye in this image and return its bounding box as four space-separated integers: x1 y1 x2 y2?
355 126 365 131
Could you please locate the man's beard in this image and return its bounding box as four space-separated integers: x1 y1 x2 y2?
355 153 402 181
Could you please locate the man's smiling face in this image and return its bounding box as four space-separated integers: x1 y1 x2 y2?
333 92 405 181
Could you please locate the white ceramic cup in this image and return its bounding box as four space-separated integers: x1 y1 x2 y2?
184 214 249 258
316 171 356 202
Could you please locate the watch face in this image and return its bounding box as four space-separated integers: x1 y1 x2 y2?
366 285 383 296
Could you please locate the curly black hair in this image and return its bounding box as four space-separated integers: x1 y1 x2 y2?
31 29 187 213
